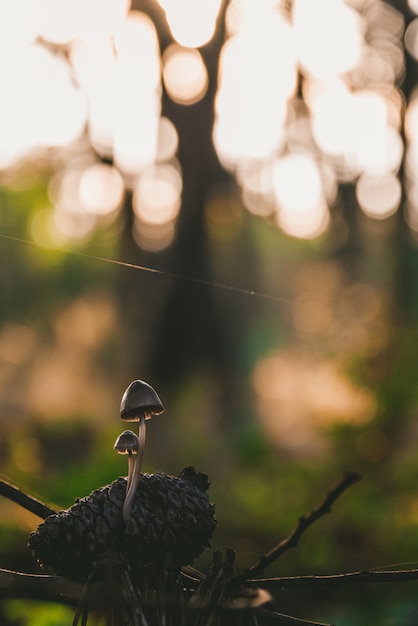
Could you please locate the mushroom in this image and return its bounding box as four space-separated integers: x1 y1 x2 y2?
118 380 165 522
113 430 139 491
120 380 165 424
113 430 139 523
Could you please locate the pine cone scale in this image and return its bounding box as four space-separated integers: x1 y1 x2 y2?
28 467 216 580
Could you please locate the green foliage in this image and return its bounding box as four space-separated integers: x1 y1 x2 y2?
3 600 74 626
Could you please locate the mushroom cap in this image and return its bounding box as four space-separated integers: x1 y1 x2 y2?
113 430 139 454
120 380 165 422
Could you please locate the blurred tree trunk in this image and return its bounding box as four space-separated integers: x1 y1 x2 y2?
149 5 232 383
116 2 243 400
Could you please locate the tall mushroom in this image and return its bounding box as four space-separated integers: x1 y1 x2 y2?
119 380 165 522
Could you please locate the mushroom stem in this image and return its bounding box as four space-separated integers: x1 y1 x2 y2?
126 451 135 493
122 462 136 524
137 413 147 472
122 415 147 524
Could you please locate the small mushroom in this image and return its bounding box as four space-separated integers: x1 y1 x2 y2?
113 430 140 523
113 430 138 491
118 380 165 523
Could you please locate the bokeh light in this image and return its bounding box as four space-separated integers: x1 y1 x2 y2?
70 11 161 178
0 0 408 245
0 0 38 46
272 153 330 239
214 4 296 168
79 163 125 217
356 173 401 219
70 35 118 158
405 18 418 62
403 91 418 233
293 0 363 78
236 160 275 217
35 0 129 44
132 219 176 252
252 350 376 456
212 0 407 238
0 43 87 169
112 13 161 178
156 117 179 162
162 45 208 105
307 82 396 179
31 161 126 247
132 163 182 226
157 0 222 48
0 324 37 366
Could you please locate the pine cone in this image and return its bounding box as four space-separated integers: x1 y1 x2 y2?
28 467 216 581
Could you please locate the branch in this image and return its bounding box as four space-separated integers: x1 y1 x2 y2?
248 568 418 589
0 568 82 603
0 568 336 625
256 608 334 626
231 472 361 585
0 480 57 519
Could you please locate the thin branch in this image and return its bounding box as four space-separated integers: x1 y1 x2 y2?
0 568 82 603
247 568 418 589
0 570 339 626
256 608 334 626
0 479 57 519
4 565 418 626
231 472 361 585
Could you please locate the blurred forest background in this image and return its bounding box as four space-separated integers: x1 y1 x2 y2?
2 0 418 624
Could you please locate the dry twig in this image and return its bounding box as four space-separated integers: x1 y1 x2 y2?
0 479 56 519
248 568 418 589
231 472 361 586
